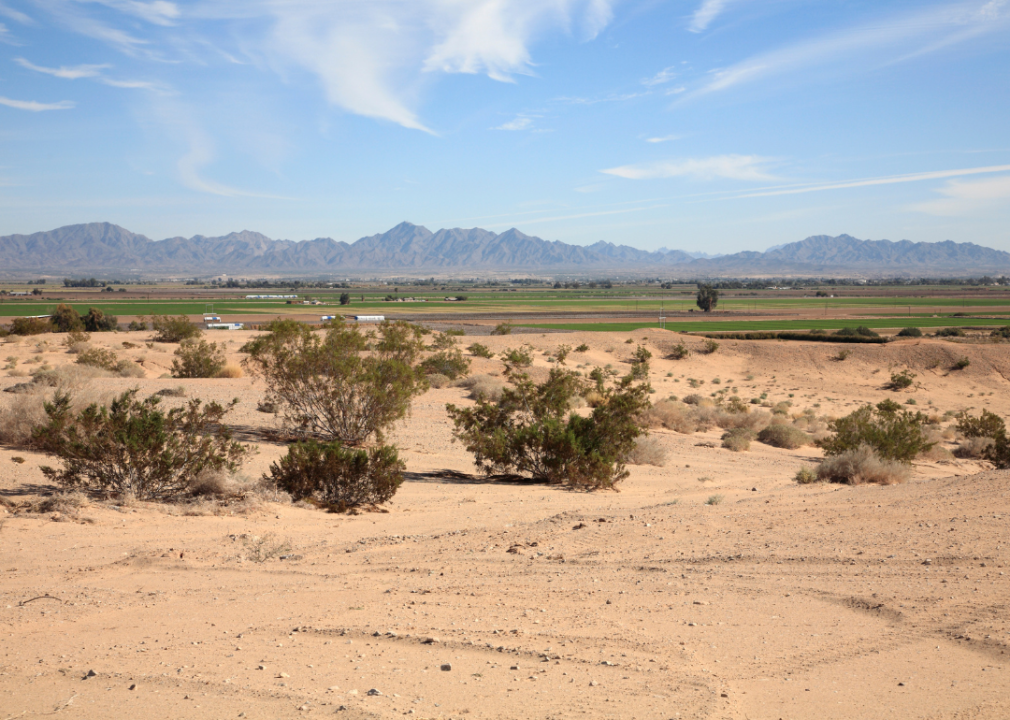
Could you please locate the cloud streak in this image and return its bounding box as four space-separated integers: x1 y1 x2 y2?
689 0 730 33
602 154 775 181
689 1 1010 98
493 115 537 131
909 173 1010 216
0 95 75 111
15 56 109 79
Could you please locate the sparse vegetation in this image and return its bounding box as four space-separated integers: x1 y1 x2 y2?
241 318 426 445
575 344 589 353
817 399 932 463
832 349 851 361
955 409 1010 468
705 494 723 505
934 327 965 337
33 389 249 501
265 439 404 510
491 321 513 336
467 342 494 358
447 363 650 489
151 314 202 343
953 357 971 370
172 338 227 378
666 343 689 360
886 369 916 390
897 327 923 337
420 335 471 380
627 436 666 466
500 345 534 369
813 445 910 485
721 428 754 452
76 347 120 372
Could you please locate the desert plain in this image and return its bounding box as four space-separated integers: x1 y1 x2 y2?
1 326 1009 719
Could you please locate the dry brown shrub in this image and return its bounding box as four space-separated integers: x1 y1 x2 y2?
463 374 505 401
682 394 707 405
31 491 90 515
716 409 770 431
721 428 754 452
116 361 146 378
919 445 955 462
627 436 667 466
0 388 48 447
583 389 605 407
645 400 697 433
187 469 232 497
955 436 995 459
67 341 91 355
816 445 910 485
756 423 811 449
218 364 243 379
427 373 451 389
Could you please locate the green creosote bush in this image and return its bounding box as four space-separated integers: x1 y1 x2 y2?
491 321 513 336
265 439 404 510
420 335 471 380
667 343 689 360
955 409 1010 468
700 339 720 355
835 326 879 338
241 318 426 445
446 363 651 490
76 346 120 372
705 494 723 506
816 399 933 464
172 338 227 379
63 330 91 348
990 326 1010 340
756 423 811 449
554 344 572 365
151 314 202 343
467 342 495 359
793 467 818 484
897 327 923 338
832 349 852 362
33 389 249 501
575 344 589 353
953 357 971 370
886 369 916 390
934 327 965 338
128 320 147 332
500 345 534 369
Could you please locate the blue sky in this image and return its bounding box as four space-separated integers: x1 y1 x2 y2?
1 0 1008 252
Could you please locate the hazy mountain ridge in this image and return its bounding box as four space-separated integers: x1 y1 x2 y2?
1 222 1007 277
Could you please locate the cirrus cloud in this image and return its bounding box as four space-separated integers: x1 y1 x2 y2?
602 154 775 181
0 95 75 111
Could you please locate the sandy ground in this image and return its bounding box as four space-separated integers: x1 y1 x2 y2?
1 327 1009 719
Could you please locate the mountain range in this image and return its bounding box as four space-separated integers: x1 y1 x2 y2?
0 222 1007 278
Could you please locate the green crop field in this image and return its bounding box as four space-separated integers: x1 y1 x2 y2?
525 316 1010 333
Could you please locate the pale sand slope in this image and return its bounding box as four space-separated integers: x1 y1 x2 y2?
1 328 1009 719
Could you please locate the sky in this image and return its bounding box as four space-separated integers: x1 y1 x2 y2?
0 0 1008 253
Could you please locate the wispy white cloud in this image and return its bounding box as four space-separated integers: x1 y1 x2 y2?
0 2 33 24
642 66 677 86
690 1 1010 98
31 0 149 54
689 0 730 33
0 95 75 111
645 134 681 143
83 0 180 26
602 154 775 181
493 115 537 131
100 77 161 90
15 56 109 79
909 173 1010 216
733 163 1010 199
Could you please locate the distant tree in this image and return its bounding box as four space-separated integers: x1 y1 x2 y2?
50 304 84 333
339 292 351 305
83 307 118 332
696 284 719 313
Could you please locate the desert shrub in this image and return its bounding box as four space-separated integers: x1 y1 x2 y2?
115 360 146 378
835 326 879 338
955 409 1010 468
756 424 810 449
817 400 932 463
76 347 120 371
645 400 697 433
886 369 916 390
575 344 589 353
63 330 91 349
50 304 84 333
934 327 965 337
218 364 243 378
0 387 49 448
468 342 494 358
627 436 666 466
447 364 650 489
918 445 955 462
152 314 202 343
555 344 572 365
721 428 754 452
9 317 51 336
681 393 705 405
990 326 1010 339
897 327 923 338
155 386 187 398
421 345 471 380
172 338 226 379
83 308 118 332
266 439 404 509
427 373 451 388
491 321 513 336
815 445 910 485
700 339 719 355
717 408 769 431
500 345 533 368
832 349 851 361
242 318 426 445
794 467 818 484
953 357 970 370
33 389 248 500
666 342 689 360
127 320 147 331
460 374 506 402
630 345 651 379
705 494 723 505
